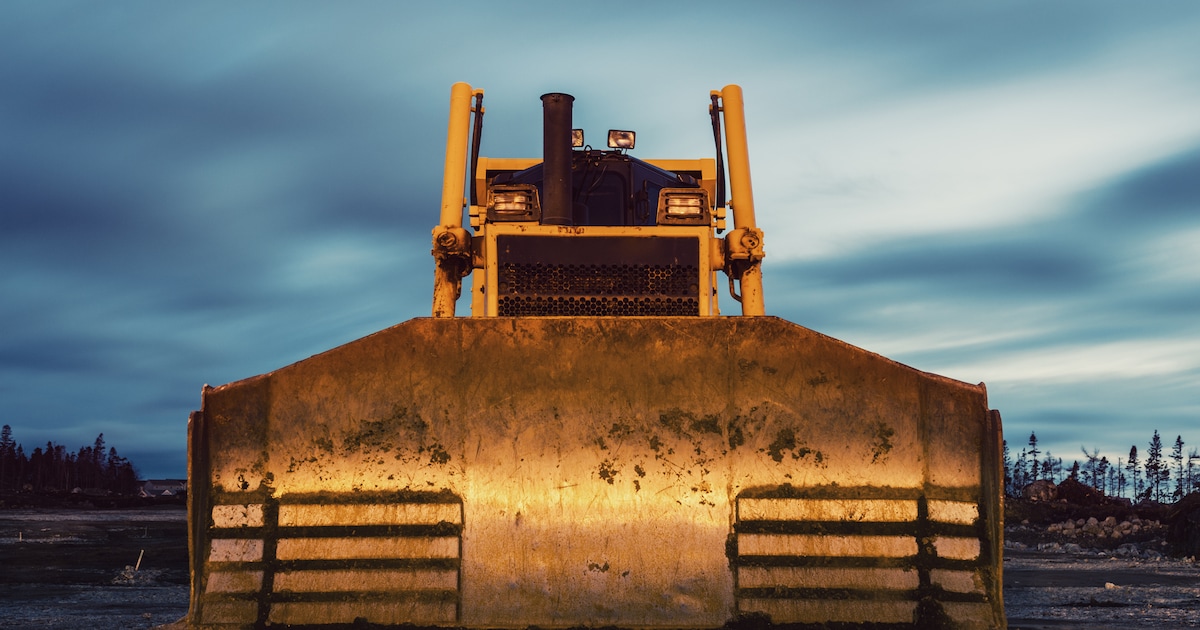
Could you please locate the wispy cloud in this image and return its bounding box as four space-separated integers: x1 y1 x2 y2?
1 1 1198 476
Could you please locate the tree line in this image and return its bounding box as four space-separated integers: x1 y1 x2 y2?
1005 429 1200 503
0 425 140 495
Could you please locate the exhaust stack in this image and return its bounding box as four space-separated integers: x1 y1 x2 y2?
540 92 574 226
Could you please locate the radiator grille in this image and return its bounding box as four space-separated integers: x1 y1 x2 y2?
495 235 701 316
501 262 697 296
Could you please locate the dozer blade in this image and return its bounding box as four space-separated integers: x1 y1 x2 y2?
187 316 1005 629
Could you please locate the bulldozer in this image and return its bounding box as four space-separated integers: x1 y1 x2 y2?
185 83 1006 629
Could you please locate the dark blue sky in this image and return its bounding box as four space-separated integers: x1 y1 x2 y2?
2 2 1198 479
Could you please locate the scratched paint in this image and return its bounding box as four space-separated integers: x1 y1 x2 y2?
191 316 1004 628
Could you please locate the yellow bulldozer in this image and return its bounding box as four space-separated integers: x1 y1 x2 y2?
185 83 1006 629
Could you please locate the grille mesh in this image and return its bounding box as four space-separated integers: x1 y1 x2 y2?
498 263 699 316
501 263 696 296
499 295 698 316
494 235 701 316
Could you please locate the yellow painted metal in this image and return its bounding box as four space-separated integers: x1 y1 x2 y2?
188 317 1005 629
646 158 718 202
439 82 476 228
713 85 765 316
736 259 765 314
432 82 480 318
468 268 485 317
715 85 756 232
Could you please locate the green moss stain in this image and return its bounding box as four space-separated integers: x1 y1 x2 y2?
658 408 690 435
341 419 394 453
330 404 452 467
286 455 317 473
766 428 796 462
388 405 429 436
728 424 746 450
426 443 451 465
690 414 722 436
608 422 632 439
764 428 825 465
871 421 895 464
598 459 619 484
738 358 777 376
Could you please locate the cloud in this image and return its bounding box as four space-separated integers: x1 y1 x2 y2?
1082 145 1200 228
2 1 1199 479
763 135 1200 466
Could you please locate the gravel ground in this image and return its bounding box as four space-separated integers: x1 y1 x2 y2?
0 507 189 630
1004 545 1200 629
0 583 188 629
2 507 1198 628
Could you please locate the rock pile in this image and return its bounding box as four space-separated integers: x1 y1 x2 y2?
111 565 167 586
1045 515 1162 540
1005 538 1168 560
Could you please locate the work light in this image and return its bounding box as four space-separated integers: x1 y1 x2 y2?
607 130 635 150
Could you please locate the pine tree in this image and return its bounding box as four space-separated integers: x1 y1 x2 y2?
1099 456 1110 495
1147 431 1165 502
1081 447 1100 489
1027 433 1041 482
1014 450 1028 491
1127 446 1141 499
0 424 14 490
1171 435 1185 501
1041 450 1055 482
1116 457 1126 498
14 445 26 489
1188 449 1199 496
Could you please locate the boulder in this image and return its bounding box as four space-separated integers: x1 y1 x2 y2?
1022 479 1058 502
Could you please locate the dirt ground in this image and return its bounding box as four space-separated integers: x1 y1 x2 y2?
1004 547 1200 628
1 504 1198 629
0 506 189 629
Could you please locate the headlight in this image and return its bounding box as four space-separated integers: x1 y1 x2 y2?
665 194 704 217
656 188 711 225
487 184 541 222
572 129 585 148
607 129 636 150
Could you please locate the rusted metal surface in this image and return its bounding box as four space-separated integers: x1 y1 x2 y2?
188 316 1004 628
